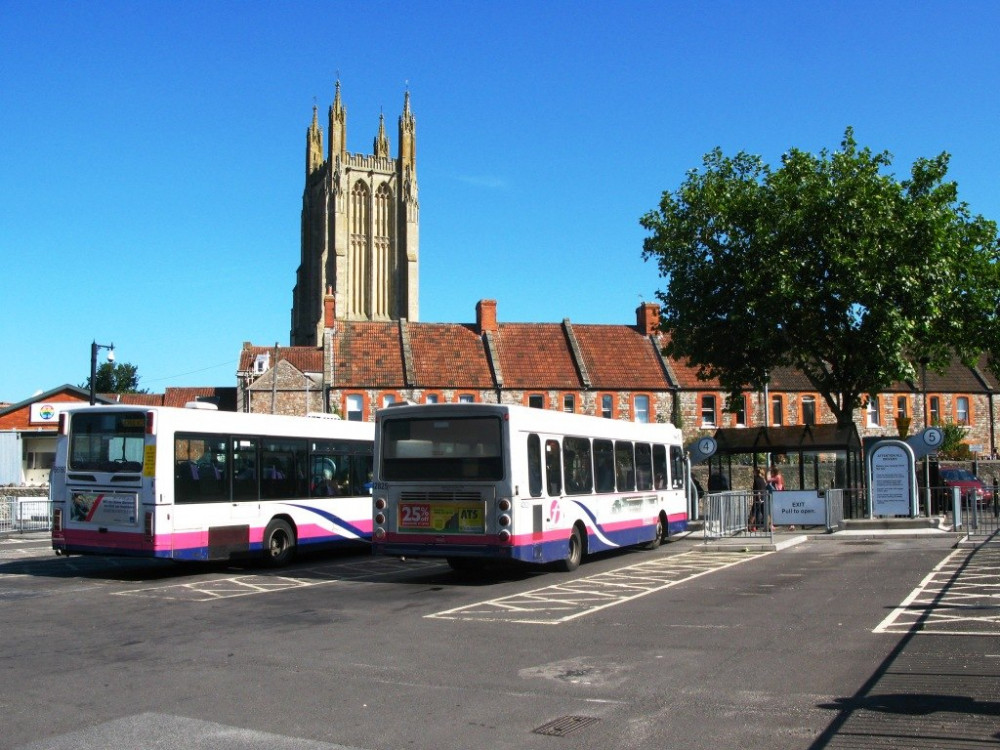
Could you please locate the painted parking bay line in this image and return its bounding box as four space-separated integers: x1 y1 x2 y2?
428 550 772 625
113 557 443 602
874 546 1000 636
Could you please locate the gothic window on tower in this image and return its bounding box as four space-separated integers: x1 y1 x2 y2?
374 183 395 318
350 181 371 318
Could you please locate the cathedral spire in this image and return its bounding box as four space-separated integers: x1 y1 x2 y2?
398 89 416 171
374 111 390 159
305 104 324 177
328 79 346 161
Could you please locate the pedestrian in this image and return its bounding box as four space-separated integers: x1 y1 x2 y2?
750 467 767 530
767 465 784 492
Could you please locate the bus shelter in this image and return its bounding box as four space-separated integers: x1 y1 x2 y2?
705 423 863 495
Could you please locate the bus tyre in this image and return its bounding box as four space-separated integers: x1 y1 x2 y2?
557 527 583 572
645 516 664 550
262 519 296 567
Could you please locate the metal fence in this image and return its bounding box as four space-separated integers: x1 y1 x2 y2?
704 489 846 542
0 496 52 535
703 491 773 542
950 487 1000 543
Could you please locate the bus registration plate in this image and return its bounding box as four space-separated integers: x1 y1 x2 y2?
398 501 484 534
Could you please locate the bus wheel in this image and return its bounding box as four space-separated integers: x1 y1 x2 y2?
557 527 583 572
645 516 664 550
263 519 296 567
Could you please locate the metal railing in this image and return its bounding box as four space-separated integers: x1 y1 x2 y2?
703 491 773 542
951 487 1000 543
0 496 52 535
704 489 847 541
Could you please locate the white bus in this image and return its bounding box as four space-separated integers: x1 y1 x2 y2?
51 404 374 566
371 403 689 571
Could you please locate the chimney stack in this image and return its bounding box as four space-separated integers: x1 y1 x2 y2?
637 302 660 335
324 287 336 328
476 299 498 335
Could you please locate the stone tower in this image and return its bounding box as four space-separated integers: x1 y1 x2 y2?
291 82 419 346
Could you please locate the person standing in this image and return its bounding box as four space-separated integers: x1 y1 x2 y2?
767 465 785 492
750 467 768 530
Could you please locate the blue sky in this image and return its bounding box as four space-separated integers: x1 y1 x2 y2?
3 1 998 402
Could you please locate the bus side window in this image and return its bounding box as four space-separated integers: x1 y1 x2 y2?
527 434 543 497
233 437 259 501
351 452 374 495
563 437 593 495
653 444 668 489
544 439 562 496
669 445 685 489
635 443 653 491
594 439 615 493
615 441 635 491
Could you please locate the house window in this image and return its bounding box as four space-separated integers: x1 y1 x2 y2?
424 393 439 404
633 395 650 423
253 353 270 374
381 394 397 408
562 394 576 413
928 396 941 425
458 394 475 403
867 396 881 427
896 396 908 420
956 396 970 425
600 394 613 419
527 394 544 409
801 395 817 425
700 395 717 428
345 394 364 422
732 396 747 427
770 395 784 427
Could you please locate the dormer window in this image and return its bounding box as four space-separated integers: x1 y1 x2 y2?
253 353 270 374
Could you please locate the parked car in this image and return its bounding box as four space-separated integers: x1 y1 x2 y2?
939 467 994 506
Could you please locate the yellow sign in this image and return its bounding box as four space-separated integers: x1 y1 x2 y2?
143 445 157 477
399 501 484 533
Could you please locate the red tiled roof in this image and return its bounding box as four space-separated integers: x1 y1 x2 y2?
495 323 581 389
238 345 322 373
332 322 404 388
408 323 494 388
573 324 671 390
924 357 991 393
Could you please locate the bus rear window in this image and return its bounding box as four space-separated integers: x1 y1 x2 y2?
69 412 146 472
381 416 503 481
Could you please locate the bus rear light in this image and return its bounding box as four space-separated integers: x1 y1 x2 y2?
498 514 511 527
374 528 386 541
144 511 154 541
53 508 62 532
58 412 68 435
145 411 156 435
374 498 387 511
498 529 511 543
374 513 386 525
497 499 511 512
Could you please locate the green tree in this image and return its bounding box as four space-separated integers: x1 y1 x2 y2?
640 128 1000 426
82 362 148 395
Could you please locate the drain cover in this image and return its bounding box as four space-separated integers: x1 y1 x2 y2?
532 715 600 737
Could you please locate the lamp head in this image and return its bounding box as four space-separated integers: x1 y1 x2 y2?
107 348 115 363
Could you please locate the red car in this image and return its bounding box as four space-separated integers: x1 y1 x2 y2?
939 467 994 505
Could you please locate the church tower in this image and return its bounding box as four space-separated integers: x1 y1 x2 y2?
291 82 419 346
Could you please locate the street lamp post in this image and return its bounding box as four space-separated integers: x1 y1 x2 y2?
90 340 115 405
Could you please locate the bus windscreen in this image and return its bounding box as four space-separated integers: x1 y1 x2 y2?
381 416 503 481
69 411 146 472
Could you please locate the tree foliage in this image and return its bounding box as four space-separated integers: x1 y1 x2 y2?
82 362 147 395
641 128 1000 426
